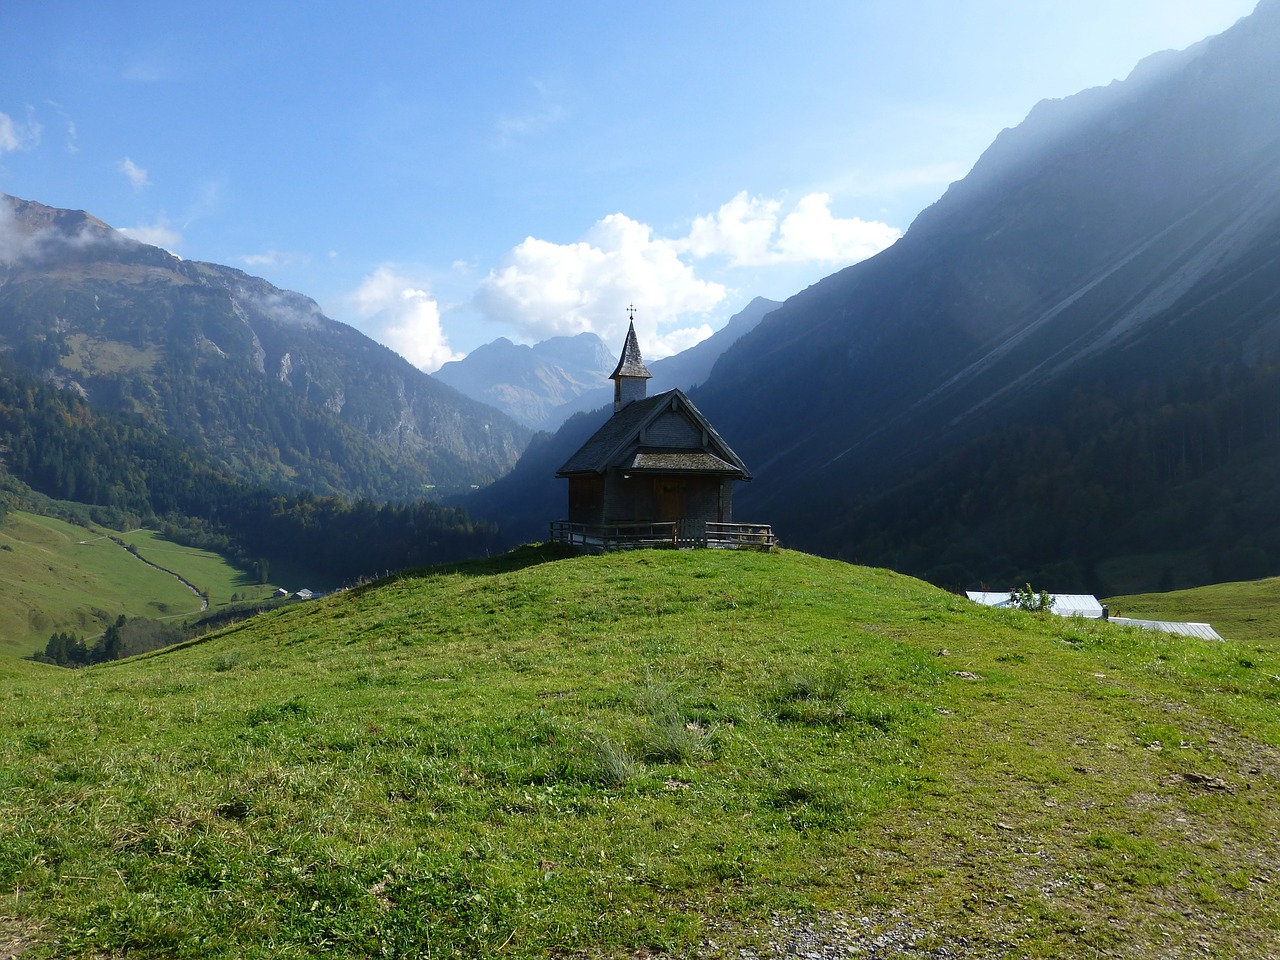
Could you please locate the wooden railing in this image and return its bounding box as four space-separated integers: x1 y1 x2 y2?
703 521 776 549
549 520 775 552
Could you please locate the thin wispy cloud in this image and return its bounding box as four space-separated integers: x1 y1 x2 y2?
0 109 41 155
241 249 309 268
44 101 79 154
496 80 566 145
118 157 150 192
182 179 222 227
119 219 181 252
122 57 173 83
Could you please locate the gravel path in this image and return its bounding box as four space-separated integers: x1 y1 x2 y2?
699 910 1001 959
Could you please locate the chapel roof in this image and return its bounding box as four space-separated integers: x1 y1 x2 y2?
609 321 652 380
556 388 750 479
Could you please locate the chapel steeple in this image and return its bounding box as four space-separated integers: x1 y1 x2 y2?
609 306 652 412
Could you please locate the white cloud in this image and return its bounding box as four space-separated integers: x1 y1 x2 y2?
775 193 902 263
0 110 40 155
677 191 900 266
651 324 715 358
351 266 460 373
118 157 150 192
682 193 783 263
472 192 897 358
240 249 308 268
119 220 182 252
0 199 26 263
44 101 79 154
475 213 726 356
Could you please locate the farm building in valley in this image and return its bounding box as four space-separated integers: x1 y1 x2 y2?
966 592 1106 618
551 315 773 551
966 591 1223 639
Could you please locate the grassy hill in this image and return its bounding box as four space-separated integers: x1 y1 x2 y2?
0 513 208 656
1 547 1276 958
0 511 292 657
1106 576 1280 647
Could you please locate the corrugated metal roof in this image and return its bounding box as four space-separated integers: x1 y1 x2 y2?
1051 595 1106 618
965 592 1224 640
967 591 1012 607
965 591 1105 618
1110 618 1224 641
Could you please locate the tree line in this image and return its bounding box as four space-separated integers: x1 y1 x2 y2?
0 362 503 587
827 357 1280 593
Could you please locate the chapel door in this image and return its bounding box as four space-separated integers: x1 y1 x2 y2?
655 478 685 522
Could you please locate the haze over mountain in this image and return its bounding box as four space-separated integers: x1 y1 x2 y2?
433 333 616 430
0 195 530 501
437 297 781 431
470 0 1280 592
546 297 781 427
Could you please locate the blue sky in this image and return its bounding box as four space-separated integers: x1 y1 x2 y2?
0 1 1258 369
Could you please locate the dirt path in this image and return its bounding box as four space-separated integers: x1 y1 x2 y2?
85 535 210 613
120 542 209 612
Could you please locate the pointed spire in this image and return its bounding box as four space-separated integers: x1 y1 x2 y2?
609 308 651 411
610 320 652 381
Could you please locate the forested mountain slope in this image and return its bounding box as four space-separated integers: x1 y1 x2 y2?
685 0 1280 591
0 194 530 501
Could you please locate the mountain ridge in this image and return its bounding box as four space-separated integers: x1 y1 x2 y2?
434 296 781 431
467 1 1280 590
679 0 1280 591
0 193 530 500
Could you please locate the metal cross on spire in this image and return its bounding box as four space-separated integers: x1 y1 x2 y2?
627 303 636 323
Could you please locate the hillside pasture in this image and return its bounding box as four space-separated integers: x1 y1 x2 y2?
1107 576 1280 647
0 547 1276 958
0 512 266 657
115 527 275 608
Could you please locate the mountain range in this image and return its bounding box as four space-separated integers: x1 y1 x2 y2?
432 332 616 431
468 0 1280 593
6 2 1280 595
0 195 530 502
433 296 780 431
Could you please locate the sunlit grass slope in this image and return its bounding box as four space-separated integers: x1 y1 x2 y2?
0 512 205 656
1107 576 1280 647
114 528 277 608
2 546 1277 959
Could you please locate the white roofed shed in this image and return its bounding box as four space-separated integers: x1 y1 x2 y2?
965 592 1105 619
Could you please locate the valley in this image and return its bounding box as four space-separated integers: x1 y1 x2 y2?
0 510 287 658
3 4 1280 956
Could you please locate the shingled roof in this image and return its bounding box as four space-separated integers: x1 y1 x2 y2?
609 321 652 380
557 388 750 478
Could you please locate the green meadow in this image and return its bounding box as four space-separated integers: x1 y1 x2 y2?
0 512 279 658
1 546 1277 958
113 528 279 609
1108 576 1280 646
